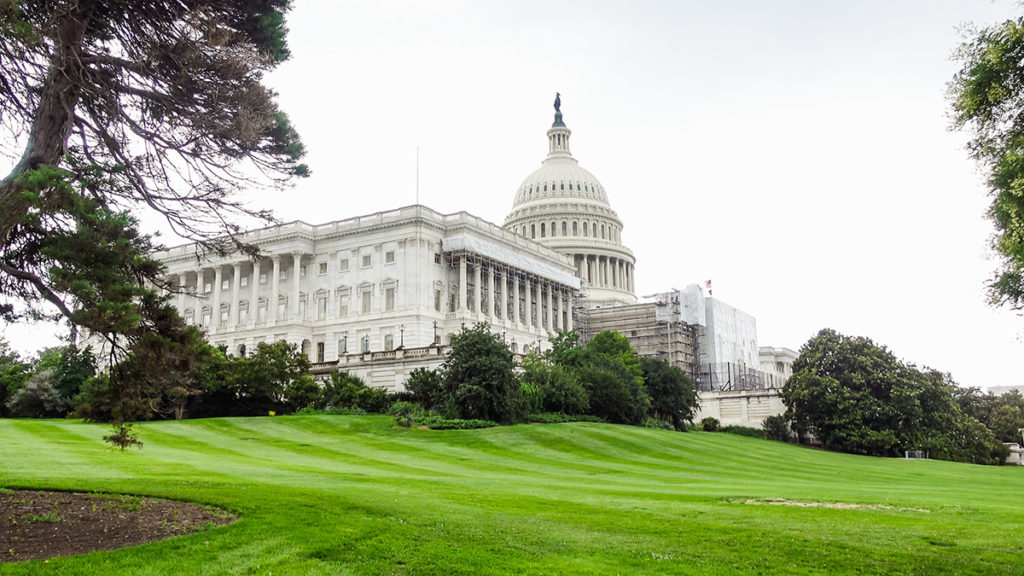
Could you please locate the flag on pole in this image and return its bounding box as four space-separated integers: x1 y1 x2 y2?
705 279 712 296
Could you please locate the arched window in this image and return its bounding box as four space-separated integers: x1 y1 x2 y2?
562 221 567 236
540 223 546 238
551 222 556 236
560 182 564 190
583 222 588 236
573 221 578 236
601 224 606 239
543 184 547 191
531 224 536 239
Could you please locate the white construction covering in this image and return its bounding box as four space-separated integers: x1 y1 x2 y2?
444 234 581 288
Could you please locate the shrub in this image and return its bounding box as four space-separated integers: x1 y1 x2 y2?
763 415 791 442
103 424 143 451
699 417 720 432
721 425 763 438
389 401 419 428
5 370 66 418
404 367 444 411
524 412 604 424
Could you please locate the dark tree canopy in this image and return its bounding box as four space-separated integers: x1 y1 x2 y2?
783 328 1003 464
950 16 1024 310
0 0 306 349
441 323 520 423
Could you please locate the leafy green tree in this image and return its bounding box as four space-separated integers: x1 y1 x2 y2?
319 372 389 413
576 364 634 424
581 331 649 425
5 369 65 418
0 1 305 374
0 339 32 417
441 323 520 423
52 346 96 406
987 390 1024 444
520 352 589 415
546 330 584 367
403 367 445 412
228 341 313 415
950 17 1024 309
784 329 1003 463
640 356 698 430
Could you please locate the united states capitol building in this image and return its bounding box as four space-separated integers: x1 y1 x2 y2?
155 100 794 427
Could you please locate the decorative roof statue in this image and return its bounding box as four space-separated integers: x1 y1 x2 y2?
554 92 561 113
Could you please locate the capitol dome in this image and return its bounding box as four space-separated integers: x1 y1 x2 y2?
504 99 636 307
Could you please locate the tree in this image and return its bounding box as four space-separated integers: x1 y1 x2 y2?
581 331 649 425
0 339 32 417
440 323 520 423
520 351 589 415
784 329 1003 464
5 368 65 417
950 17 1024 309
228 341 312 415
640 356 698 430
0 1 306 362
319 372 389 413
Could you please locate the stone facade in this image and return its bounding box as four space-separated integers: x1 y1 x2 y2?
156 205 580 391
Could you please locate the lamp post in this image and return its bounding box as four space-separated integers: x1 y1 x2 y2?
341 331 348 354
432 320 438 345
399 324 405 348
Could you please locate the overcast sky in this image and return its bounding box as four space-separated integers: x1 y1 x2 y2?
5 1 1023 390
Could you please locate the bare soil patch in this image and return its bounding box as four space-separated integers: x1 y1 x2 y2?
740 497 929 513
1 489 235 563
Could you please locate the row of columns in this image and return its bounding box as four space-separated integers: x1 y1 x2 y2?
170 252 305 331
456 256 574 333
575 253 634 293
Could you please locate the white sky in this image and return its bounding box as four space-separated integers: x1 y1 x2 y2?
4 1 1022 390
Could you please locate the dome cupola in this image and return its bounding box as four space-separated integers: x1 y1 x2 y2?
504 95 636 307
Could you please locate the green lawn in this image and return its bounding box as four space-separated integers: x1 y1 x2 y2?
1 416 1022 575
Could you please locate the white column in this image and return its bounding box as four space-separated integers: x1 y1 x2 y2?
545 282 552 331
513 274 520 325
487 265 495 320
473 262 481 315
211 266 223 329
177 274 187 314
566 289 574 332
557 291 564 331
271 255 281 323
582 255 590 285
249 259 260 327
524 276 532 329
291 252 302 320
497 271 506 322
230 262 241 328
458 256 467 312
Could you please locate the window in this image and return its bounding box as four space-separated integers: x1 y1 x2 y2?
531 224 536 239
259 272 267 284
551 222 557 236
361 291 371 314
298 298 306 319
219 308 229 326
339 258 349 272
221 279 230 291
202 310 211 327
385 251 395 264
360 335 370 353
573 221 578 236
241 276 249 288
385 287 395 311
257 302 267 323
338 337 347 354
339 294 349 316
318 262 327 275
434 289 442 312
434 253 441 265
277 298 287 320
204 282 212 293
384 334 394 351
540 223 545 238
300 265 307 279
361 254 372 268
562 222 567 236
316 342 325 363
317 296 327 320
583 222 588 236
280 269 287 281
239 307 249 325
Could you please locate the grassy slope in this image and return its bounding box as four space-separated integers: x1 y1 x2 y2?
1 416 1022 575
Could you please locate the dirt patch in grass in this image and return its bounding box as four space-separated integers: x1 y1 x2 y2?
740 497 929 513
1 489 235 563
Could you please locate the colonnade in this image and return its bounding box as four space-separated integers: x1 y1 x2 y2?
574 253 634 293
166 252 306 332
454 255 574 334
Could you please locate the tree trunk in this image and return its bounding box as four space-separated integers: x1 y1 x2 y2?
0 4 94 246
